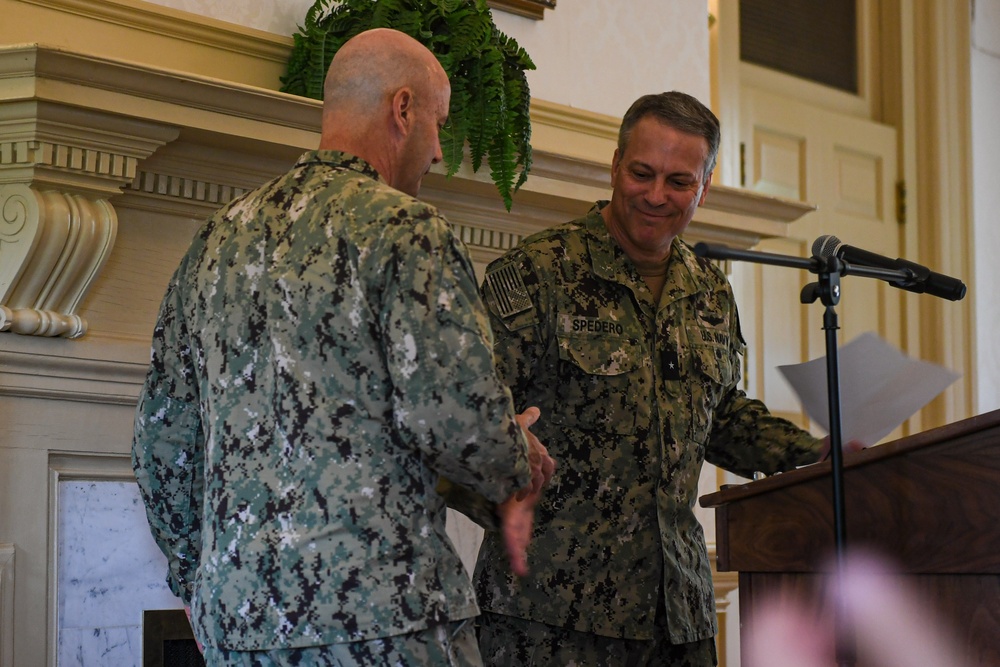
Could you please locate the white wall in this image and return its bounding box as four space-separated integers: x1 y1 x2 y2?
491 2 710 116
142 0 712 118
972 0 1000 413
142 0 306 35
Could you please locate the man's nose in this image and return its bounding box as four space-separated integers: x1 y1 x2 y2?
644 179 668 205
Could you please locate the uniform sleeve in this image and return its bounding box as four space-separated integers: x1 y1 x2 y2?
438 250 558 528
706 388 823 477
131 272 205 605
704 292 822 477
379 215 531 504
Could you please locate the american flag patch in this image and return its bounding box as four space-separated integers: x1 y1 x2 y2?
484 263 533 318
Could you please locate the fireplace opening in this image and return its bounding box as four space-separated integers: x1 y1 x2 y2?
142 609 205 667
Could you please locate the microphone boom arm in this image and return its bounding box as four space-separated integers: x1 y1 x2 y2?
693 242 914 285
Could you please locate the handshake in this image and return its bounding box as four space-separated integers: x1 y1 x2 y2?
501 406 557 577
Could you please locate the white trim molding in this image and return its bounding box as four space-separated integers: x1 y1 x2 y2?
0 543 12 667
708 542 739 667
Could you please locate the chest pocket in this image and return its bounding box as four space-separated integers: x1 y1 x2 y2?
685 327 738 443
553 334 642 434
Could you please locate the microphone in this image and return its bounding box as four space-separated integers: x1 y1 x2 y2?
812 235 966 301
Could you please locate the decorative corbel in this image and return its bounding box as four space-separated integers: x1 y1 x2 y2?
0 104 179 338
1 184 115 337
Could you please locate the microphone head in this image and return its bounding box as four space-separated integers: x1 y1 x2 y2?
812 234 842 258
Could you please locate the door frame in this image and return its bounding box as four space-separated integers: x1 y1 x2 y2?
710 0 975 430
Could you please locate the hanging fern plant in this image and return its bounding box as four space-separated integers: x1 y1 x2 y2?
281 0 535 211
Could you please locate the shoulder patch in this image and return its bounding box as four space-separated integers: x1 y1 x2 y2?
483 262 533 318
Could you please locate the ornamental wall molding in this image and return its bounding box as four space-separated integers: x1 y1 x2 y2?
1 184 115 337
0 43 812 344
0 342 148 404
0 97 179 337
123 169 249 217
1 139 136 190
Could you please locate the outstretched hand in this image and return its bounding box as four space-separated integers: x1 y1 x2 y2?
818 435 866 461
514 407 556 500
501 407 556 577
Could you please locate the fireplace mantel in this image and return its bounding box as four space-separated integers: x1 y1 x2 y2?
0 43 813 342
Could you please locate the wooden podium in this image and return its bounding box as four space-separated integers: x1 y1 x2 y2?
700 409 1000 666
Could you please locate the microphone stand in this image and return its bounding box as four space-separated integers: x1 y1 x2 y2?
693 242 914 667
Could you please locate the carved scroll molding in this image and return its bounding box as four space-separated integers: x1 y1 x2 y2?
0 185 116 337
0 47 179 338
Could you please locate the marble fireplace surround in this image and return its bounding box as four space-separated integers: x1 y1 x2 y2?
0 43 812 666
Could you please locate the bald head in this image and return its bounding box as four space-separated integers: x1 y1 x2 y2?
318 28 450 195
322 29 447 131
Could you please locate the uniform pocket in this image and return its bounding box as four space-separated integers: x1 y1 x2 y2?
552 334 642 434
686 335 737 442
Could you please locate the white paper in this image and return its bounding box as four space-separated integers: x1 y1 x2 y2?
777 332 960 446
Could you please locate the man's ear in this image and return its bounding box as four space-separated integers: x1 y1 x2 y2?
698 170 713 206
609 148 621 188
392 87 415 136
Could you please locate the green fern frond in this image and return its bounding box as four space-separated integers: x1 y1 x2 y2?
502 54 532 191
441 84 470 177
447 9 493 59
467 45 504 173
498 29 536 70
487 116 517 211
280 0 535 210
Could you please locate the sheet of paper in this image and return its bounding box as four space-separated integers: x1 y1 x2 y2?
777 332 960 446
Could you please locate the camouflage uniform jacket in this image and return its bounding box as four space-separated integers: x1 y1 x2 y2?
473 203 821 644
132 151 532 650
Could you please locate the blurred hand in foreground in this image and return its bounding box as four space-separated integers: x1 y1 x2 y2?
745 551 971 667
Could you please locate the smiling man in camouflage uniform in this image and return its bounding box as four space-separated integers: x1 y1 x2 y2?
132 28 553 667
473 92 824 666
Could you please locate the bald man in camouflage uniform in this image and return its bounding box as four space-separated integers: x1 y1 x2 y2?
473 92 824 666
132 29 552 667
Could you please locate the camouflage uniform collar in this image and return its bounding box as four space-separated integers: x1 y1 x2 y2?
662 237 711 305
297 150 384 183
585 201 708 308
584 201 628 279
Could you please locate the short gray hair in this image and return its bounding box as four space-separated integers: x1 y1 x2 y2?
617 91 720 177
